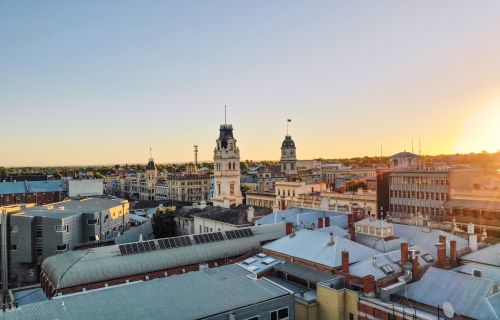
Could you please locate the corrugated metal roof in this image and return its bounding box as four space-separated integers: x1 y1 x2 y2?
355 234 406 253
316 225 349 238
42 224 285 289
0 180 65 195
263 229 380 268
114 221 154 245
1 265 291 320
392 223 469 258
349 245 432 280
274 261 340 284
256 208 348 229
404 267 499 319
461 243 500 267
453 263 500 282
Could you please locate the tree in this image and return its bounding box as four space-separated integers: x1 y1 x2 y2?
152 209 177 238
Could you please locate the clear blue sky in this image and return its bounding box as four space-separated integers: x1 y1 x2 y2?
1 1 500 166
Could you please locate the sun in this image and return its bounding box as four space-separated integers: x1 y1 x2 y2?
454 96 500 154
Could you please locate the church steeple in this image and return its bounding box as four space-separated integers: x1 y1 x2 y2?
280 119 297 175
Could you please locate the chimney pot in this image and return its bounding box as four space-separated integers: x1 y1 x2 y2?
450 240 457 266
437 243 446 268
285 222 293 235
318 217 324 229
362 275 376 297
412 256 420 281
324 216 330 227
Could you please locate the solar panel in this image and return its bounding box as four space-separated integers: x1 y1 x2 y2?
185 237 192 246
167 238 176 248
193 235 201 244
163 239 171 249
245 229 254 237
149 241 157 250
238 229 246 238
207 233 215 242
203 234 211 243
131 243 139 253
143 242 151 252
125 244 133 254
229 230 237 239
119 245 127 255
179 236 187 246
137 242 146 253
225 230 232 239
216 232 224 241
158 239 166 249
173 237 181 247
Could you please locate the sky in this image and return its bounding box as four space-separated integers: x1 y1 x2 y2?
1 1 500 166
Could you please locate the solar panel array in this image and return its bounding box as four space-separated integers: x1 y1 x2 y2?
225 228 253 239
119 240 157 255
193 232 224 245
157 236 192 250
119 228 255 256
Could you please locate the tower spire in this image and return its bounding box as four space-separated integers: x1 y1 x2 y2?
149 146 153 159
224 104 227 125
287 118 291 136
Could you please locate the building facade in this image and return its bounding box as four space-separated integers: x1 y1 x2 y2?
164 175 211 203
280 135 298 175
213 123 243 208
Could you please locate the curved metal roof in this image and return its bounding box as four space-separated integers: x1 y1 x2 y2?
42 224 285 289
390 151 419 158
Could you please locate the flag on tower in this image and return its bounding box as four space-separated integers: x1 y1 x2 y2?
287 119 291 122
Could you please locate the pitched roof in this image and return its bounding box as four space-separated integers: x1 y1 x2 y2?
0 180 65 195
256 208 348 229
263 229 380 268
404 267 499 319
192 204 272 225
453 263 500 283
461 243 500 267
392 223 469 258
3 265 291 320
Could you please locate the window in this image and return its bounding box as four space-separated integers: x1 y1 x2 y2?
11 225 18 233
35 225 43 238
421 254 434 263
88 219 98 225
270 307 289 320
88 235 97 242
55 225 69 232
11 245 17 251
349 313 354 320
388 314 397 320
35 243 43 257
56 244 68 251
246 317 259 320
380 264 394 274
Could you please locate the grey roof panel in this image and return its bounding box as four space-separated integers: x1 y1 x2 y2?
461 243 500 267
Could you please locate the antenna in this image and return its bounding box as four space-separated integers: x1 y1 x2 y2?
194 145 198 166
443 301 455 319
224 104 227 125
149 146 153 159
287 119 291 136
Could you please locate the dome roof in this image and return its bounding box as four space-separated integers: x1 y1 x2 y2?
391 151 419 159
146 158 156 170
281 135 296 149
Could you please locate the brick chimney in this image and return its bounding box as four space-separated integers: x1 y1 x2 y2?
362 275 376 298
401 242 409 266
318 217 324 229
285 222 293 235
348 213 355 241
324 216 330 227
412 256 420 281
450 240 457 266
437 243 446 268
342 250 349 274
439 235 446 247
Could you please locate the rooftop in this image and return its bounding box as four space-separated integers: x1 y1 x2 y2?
453 262 500 282
192 204 272 225
404 267 500 319
3 265 291 320
256 208 348 229
461 243 500 267
42 223 285 290
445 198 500 211
44 198 128 212
0 180 65 195
263 229 380 268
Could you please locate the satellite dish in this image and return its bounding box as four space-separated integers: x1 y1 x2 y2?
443 301 455 318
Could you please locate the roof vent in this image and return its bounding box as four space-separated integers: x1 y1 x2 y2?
472 269 482 277
329 232 334 246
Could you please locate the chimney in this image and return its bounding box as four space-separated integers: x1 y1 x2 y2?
437 243 446 268
247 207 255 223
324 216 330 227
349 225 356 241
285 222 294 235
290 226 296 237
412 256 420 281
347 213 354 225
362 275 376 298
401 242 409 266
318 217 324 229
439 235 446 247
450 240 457 266
342 250 349 274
